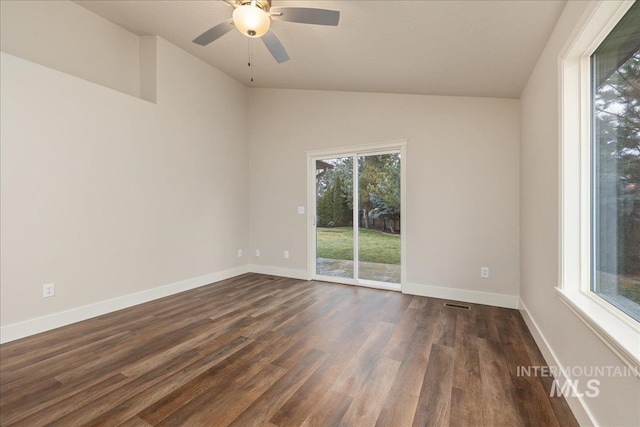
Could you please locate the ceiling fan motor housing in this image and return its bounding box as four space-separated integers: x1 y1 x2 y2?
233 0 272 38
237 0 271 12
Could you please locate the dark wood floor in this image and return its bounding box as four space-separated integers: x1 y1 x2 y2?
0 273 578 426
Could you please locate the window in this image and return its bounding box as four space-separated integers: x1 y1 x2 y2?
558 0 640 369
591 1 640 322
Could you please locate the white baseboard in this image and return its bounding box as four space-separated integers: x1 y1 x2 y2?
403 282 519 309
519 298 597 427
0 266 519 344
0 265 251 344
249 264 309 280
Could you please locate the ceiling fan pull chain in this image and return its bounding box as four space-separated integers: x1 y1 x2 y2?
248 38 254 83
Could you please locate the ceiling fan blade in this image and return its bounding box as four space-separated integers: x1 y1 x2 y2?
222 0 237 7
262 30 290 63
270 7 340 26
193 19 234 46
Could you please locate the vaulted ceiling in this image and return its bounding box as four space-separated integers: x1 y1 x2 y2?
75 0 566 99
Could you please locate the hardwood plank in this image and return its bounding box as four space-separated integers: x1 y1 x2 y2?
49 335 251 427
512 312 580 427
495 308 561 427
1 374 129 426
137 337 285 425
85 339 256 426
270 304 393 427
477 337 523 427
378 292 413 324
371 324 432 427
154 363 286 426
299 391 353 427
116 416 153 427
412 343 454 427
0 351 100 406
0 328 128 401
433 301 457 347
450 306 485 426
268 357 339 427
388 324 435 398
380 299 419 361
226 349 326 426
20 350 203 427
338 357 401 426
0 330 127 387
375 386 420 427
53 318 217 385
140 327 312 425
329 321 395 397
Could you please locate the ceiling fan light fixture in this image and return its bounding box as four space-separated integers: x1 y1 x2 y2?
233 4 271 38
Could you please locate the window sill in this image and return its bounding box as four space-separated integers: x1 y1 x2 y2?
556 287 640 373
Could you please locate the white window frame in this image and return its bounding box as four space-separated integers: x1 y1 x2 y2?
306 139 407 292
558 0 640 370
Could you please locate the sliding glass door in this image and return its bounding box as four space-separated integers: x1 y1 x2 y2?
357 153 401 284
309 143 405 291
314 156 354 280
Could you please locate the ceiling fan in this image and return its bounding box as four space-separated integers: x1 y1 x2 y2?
193 0 340 63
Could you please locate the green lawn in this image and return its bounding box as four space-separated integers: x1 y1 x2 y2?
317 227 400 264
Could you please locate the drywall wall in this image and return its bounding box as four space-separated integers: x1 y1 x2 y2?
520 1 640 425
0 0 140 97
0 31 249 326
248 88 520 302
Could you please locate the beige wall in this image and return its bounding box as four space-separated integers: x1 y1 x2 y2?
520 1 640 425
249 88 520 298
0 0 141 98
0 32 249 325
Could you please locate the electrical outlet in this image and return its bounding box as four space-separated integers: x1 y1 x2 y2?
481 267 489 278
43 283 55 298
284 250 289 259
255 249 260 256
297 206 305 214
237 249 243 257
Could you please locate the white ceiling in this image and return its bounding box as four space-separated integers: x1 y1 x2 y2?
74 0 566 99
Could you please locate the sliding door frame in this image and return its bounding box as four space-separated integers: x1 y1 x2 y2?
306 139 407 292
